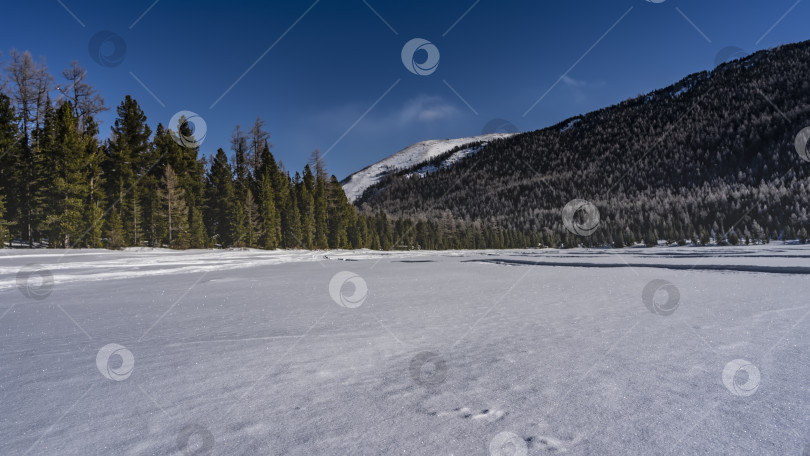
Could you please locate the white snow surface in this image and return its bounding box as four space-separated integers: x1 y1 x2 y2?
1 245 809 455
341 133 515 202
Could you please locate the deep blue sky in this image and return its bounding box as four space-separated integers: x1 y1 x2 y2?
1 0 807 179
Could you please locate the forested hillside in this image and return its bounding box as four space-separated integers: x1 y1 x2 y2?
356 40 810 248
1 40 809 251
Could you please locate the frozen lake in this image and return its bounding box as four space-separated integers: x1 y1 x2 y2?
1 245 808 455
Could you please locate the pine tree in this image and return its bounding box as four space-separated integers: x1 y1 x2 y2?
165 118 208 248
44 103 87 248
327 176 352 248
0 93 17 247
313 173 329 248
142 124 169 246
258 172 278 249
231 201 246 247
298 165 316 248
160 164 189 248
83 117 105 248
256 141 281 244
273 166 291 245
189 206 208 248
204 149 236 246
105 95 151 247
281 177 302 247
0 192 7 247
244 188 261 247
104 209 125 249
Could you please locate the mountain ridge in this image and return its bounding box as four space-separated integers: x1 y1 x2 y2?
341 133 516 203
347 39 810 247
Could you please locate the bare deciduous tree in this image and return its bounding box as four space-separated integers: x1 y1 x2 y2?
308 149 327 180
248 116 269 173
4 50 42 142
57 61 106 133
4 50 51 246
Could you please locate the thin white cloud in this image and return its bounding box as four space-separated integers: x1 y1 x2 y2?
561 75 606 104
398 95 459 124
313 94 460 135
561 75 606 89
561 75 588 88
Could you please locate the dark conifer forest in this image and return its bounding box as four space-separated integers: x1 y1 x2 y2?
1 40 809 250
0 52 395 250
356 40 810 248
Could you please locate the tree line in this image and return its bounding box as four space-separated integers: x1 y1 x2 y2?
0 50 536 250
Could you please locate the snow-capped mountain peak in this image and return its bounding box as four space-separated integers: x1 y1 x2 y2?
341 133 516 203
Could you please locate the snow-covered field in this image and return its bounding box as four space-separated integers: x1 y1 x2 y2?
1 245 809 455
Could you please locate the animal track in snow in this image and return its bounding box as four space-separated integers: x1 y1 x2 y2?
435 407 505 422
524 432 583 453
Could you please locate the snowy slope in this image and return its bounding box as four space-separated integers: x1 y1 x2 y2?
341 133 516 203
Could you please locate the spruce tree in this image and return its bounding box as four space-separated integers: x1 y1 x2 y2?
160 164 189 248
244 188 261 247
105 95 151 247
189 206 208 248
204 149 236 246
104 210 125 249
142 124 169 246
327 175 354 248
0 192 7 247
83 117 105 248
256 141 281 244
313 173 329 248
258 172 278 249
45 103 87 248
0 94 17 247
280 176 302 247
167 118 208 248
298 165 316 248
